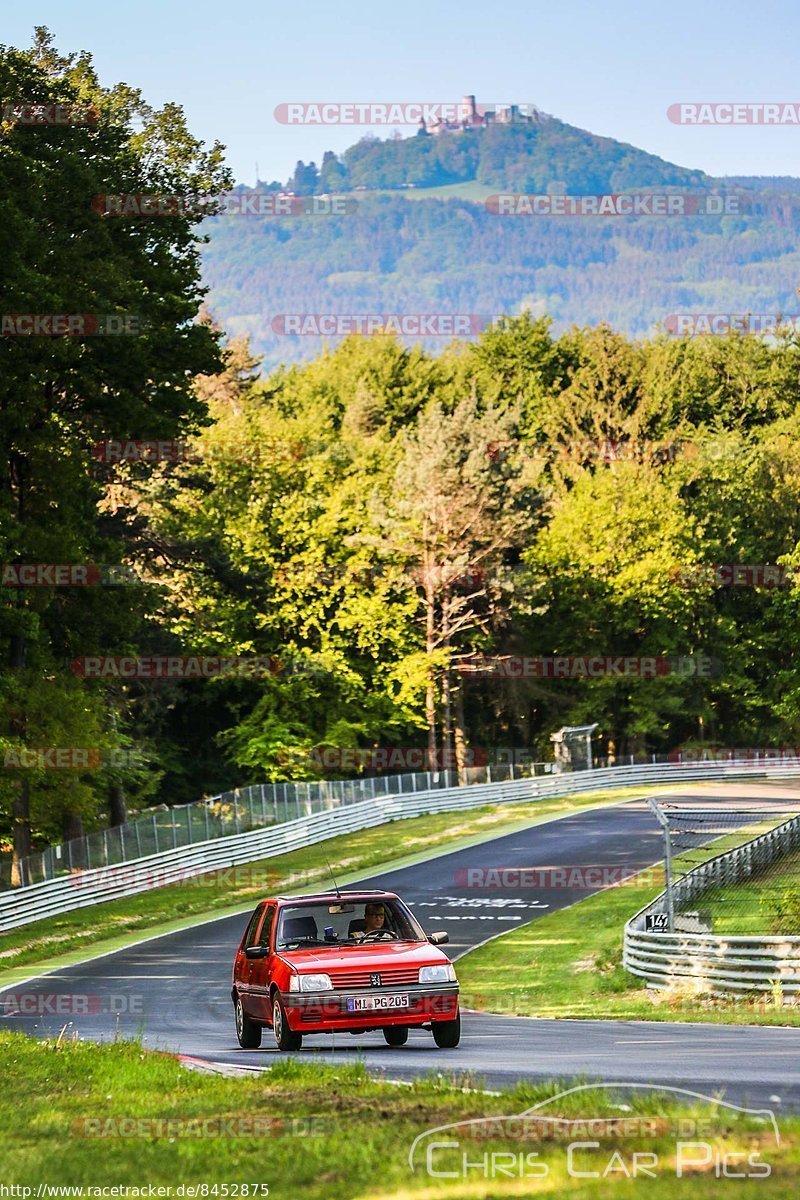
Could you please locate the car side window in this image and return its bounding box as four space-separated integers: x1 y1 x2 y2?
244 905 264 949
257 905 276 949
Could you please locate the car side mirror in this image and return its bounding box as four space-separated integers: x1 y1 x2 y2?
245 945 269 959
428 931 449 946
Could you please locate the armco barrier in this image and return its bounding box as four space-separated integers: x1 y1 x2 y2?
624 804 800 993
2 759 800 934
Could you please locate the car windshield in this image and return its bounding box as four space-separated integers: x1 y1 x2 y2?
275 898 425 949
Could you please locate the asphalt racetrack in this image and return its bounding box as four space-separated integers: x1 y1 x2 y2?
3 783 800 1110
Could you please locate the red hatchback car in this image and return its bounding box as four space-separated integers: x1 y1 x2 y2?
231 889 460 1050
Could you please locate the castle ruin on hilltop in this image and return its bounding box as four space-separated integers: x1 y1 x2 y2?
418 95 542 136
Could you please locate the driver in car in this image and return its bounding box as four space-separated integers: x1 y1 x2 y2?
364 901 387 933
352 901 388 939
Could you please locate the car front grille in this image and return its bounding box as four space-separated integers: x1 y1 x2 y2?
328 966 420 989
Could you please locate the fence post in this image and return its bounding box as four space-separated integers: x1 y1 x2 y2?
153 814 159 853
233 793 240 834
172 809 178 849
103 829 109 867
135 823 142 857
648 799 675 932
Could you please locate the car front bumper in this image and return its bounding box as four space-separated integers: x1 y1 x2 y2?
281 983 460 1032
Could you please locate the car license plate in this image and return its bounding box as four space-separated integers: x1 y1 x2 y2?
346 994 410 1012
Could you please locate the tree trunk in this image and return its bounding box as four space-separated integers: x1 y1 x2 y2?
8 453 31 886
454 685 467 784
109 783 127 827
62 811 84 843
10 778 31 887
425 576 438 772
442 663 453 779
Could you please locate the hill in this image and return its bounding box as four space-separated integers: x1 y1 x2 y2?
200 121 800 369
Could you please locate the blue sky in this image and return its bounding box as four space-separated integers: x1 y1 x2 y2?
6 0 800 184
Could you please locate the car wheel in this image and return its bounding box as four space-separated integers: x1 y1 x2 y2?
383 1025 409 1047
273 995 302 1051
432 1009 461 1048
234 995 262 1049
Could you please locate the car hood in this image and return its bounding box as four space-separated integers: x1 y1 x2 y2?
276 941 449 972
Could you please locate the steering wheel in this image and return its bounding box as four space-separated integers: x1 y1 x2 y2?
360 928 399 942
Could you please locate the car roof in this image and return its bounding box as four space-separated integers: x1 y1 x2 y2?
272 890 398 903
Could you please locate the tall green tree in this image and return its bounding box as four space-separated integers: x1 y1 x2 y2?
0 29 230 878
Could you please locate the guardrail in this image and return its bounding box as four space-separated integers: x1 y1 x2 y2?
2 769 465 889
624 804 800 993
3 758 800 935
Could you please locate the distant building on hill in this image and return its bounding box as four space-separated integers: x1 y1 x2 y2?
418 95 541 136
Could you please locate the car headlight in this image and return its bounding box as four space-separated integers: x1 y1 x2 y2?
419 964 456 984
289 973 334 993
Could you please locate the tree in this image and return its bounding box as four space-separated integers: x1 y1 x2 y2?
319 150 347 192
287 159 319 194
0 29 230 880
387 395 535 774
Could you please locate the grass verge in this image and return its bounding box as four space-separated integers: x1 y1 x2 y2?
698 845 800 935
0 786 662 984
0 1030 796 1196
457 820 800 1027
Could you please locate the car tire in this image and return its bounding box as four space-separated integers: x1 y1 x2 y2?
432 1009 461 1048
234 994 262 1049
273 995 303 1051
383 1025 409 1047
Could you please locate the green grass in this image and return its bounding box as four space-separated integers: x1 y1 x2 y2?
695 845 800 936
0 786 658 983
383 181 497 203
0 1030 797 1196
457 822 800 1027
